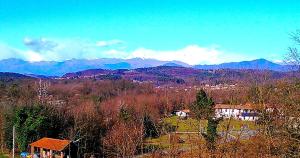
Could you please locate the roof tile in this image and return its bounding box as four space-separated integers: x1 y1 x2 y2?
30 137 71 151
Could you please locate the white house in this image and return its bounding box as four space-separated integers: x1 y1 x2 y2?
214 104 259 121
175 109 190 118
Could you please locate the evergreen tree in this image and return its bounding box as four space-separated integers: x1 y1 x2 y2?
4 104 64 151
190 89 221 151
202 117 222 151
143 115 159 138
190 89 215 120
119 106 132 122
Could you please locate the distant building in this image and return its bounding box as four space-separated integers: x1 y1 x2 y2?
214 104 259 121
30 137 78 158
175 109 190 118
47 100 66 107
175 104 272 121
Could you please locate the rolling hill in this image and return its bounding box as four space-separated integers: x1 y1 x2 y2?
0 72 34 82
62 66 298 85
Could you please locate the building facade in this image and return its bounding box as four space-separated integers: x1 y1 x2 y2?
214 104 259 121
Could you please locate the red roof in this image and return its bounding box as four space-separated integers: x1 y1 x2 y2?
30 137 71 151
181 109 190 113
214 103 275 110
214 104 256 110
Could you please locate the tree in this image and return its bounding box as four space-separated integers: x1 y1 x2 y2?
190 89 215 132
202 117 221 151
5 104 64 151
70 108 105 157
285 30 300 71
143 115 159 138
119 106 133 122
103 122 143 157
247 80 300 157
190 89 221 152
3 108 14 150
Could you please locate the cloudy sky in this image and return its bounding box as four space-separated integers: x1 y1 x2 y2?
0 0 299 65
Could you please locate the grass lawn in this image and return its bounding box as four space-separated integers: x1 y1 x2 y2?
164 116 257 132
145 116 257 149
145 133 204 149
219 118 257 131
163 116 206 132
0 153 9 158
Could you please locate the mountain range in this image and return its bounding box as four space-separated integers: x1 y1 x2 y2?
0 58 293 76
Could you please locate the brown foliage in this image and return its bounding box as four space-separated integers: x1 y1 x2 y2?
103 122 143 157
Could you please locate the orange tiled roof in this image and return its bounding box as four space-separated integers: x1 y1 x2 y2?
30 137 71 151
181 109 190 113
214 104 256 110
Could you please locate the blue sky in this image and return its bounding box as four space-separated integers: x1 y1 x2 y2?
0 0 299 65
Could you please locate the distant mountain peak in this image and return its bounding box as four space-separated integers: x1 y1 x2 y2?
194 58 292 72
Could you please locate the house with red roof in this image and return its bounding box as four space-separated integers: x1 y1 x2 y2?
214 103 260 121
30 137 77 158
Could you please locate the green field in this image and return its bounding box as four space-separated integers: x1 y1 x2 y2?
163 116 205 132
0 153 9 158
145 116 257 148
163 116 256 132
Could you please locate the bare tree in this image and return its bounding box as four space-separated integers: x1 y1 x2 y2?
285 30 300 71
103 122 143 157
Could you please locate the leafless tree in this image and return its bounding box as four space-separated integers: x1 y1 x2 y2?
285 30 300 71
103 122 143 157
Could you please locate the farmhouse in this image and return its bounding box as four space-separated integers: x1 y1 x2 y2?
30 137 77 158
175 109 190 118
214 104 259 121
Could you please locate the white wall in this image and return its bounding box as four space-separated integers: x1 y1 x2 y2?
175 111 188 117
215 108 258 121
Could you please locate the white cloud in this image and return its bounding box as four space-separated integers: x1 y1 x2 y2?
23 37 58 52
96 40 123 47
126 45 252 65
127 45 221 65
0 38 254 65
19 38 126 61
25 50 43 62
21 38 111 61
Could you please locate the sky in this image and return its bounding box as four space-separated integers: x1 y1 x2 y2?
0 0 300 65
